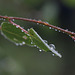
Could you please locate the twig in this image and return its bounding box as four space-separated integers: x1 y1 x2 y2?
8 19 28 34
0 26 1 30
0 16 75 39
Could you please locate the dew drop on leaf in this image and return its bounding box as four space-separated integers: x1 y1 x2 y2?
52 54 55 56
22 42 25 44
39 49 42 52
43 40 48 44
49 44 56 49
19 43 23 46
15 43 19 46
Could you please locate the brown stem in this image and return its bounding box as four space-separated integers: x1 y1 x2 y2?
8 19 28 34
0 26 1 30
0 16 75 38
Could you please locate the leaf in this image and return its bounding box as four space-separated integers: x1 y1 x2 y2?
1 22 33 46
28 28 62 58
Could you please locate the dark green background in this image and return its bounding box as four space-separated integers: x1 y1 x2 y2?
0 0 75 75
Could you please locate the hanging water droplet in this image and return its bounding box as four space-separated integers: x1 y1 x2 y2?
3 19 6 21
19 43 23 46
31 42 33 44
21 30 24 32
49 44 56 49
15 43 19 46
37 23 39 25
59 30 61 32
16 26 19 28
22 42 25 44
52 54 55 56
49 27 52 29
34 45 36 47
55 29 57 31
63 32 64 33
27 34 30 36
12 19 15 21
27 29 29 31
39 49 42 52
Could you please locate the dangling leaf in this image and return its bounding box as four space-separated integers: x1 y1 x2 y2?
28 28 62 58
1 22 34 46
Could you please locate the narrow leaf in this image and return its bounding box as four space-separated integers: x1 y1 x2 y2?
28 28 62 58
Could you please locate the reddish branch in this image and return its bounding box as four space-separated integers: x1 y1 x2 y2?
0 15 75 39
0 26 1 30
8 19 28 34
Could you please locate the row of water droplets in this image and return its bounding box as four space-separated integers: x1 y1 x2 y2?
15 41 25 46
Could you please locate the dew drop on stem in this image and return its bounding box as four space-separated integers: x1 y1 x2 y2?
49 27 52 29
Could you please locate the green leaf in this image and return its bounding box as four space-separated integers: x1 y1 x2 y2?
28 28 62 58
1 22 33 46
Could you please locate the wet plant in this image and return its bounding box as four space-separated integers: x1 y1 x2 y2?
0 16 75 58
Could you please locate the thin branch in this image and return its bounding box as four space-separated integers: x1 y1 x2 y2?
8 19 28 34
0 26 1 30
0 16 75 39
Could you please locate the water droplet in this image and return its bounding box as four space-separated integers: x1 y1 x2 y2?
52 54 55 56
3 19 6 21
49 27 52 29
19 43 23 46
49 44 56 49
31 42 33 44
44 40 48 44
22 42 25 44
59 30 61 32
34 45 36 47
63 32 64 33
39 49 42 52
15 43 19 46
16 26 19 28
27 34 30 36
27 29 29 31
55 29 57 31
21 30 24 32
12 19 15 21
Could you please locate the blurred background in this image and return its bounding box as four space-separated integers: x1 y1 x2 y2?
0 0 75 75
